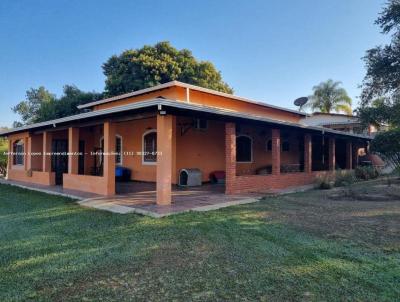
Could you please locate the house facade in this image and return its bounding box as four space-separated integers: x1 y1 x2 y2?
1 81 370 205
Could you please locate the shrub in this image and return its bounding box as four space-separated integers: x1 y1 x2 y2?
334 170 356 187
370 129 400 173
0 139 7 176
355 166 380 180
316 170 357 190
316 173 335 190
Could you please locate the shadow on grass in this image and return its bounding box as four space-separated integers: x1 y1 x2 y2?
0 184 399 301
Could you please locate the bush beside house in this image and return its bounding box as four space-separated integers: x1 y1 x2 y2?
317 167 380 190
0 139 7 176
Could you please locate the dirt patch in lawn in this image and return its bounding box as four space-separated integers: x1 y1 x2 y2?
328 182 400 202
262 180 400 251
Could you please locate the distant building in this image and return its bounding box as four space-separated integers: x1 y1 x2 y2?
300 112 387 137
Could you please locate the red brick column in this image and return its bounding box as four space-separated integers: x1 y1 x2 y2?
328 137 336 171
225 122 236 194
272 129 281 175
26 136 32 171
346 141 353 170
304 134 312 173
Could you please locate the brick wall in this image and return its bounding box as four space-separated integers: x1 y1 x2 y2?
271 129 280 175
226 171 332 194
225 122 236 194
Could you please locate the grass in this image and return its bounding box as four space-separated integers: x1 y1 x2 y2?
0 182 399 301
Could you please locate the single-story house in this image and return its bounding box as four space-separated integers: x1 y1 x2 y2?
0 81 371 205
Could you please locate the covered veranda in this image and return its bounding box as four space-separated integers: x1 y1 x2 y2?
2 99 370 210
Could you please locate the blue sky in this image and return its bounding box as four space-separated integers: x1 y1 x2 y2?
0 0 388 127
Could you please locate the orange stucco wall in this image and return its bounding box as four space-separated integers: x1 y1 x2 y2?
76 119 159 182
30 134 43 171
114 118 158 182
7 131 31 173
7 131 61 185
75 117 225 184
175 117 225 182
234 125 301 175
76 116 301 184
7 170 55 186
63 173 108 195
94 87 180 111
78 126 102 175
93 85 302 124
6 114 303 195
174 87 301 123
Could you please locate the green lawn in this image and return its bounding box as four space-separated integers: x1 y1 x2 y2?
0 182 399 301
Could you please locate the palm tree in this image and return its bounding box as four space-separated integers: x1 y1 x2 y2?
308 80 353 115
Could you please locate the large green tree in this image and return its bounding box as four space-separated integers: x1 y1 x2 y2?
359 0 400 128
361 0 400 106
13 42 232 125
13 87 56 125
102 41 233 96
308 80 352 114
359 0 400 173
13 86 102 125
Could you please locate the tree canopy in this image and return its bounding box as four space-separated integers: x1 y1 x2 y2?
359 0 400 128
361 0 400 104
308 80 352 115
359 0 400 173
12 41 232 126
370 127 400 171
102 41 233 96
13 86 102 125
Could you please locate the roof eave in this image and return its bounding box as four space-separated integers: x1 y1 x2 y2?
0 98 370 140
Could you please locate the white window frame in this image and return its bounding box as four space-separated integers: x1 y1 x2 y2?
236 135 253 163
13 139 24 166
115 135 123 165
100 134 123 165
142 129 157 165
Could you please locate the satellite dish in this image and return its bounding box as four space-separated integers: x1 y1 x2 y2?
294 97 308 107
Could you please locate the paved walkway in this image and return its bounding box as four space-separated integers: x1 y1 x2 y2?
0 178 315 218
0 178 100 199
78 194 261 217
79 185 263 217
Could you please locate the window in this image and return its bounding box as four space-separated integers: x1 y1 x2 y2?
194 118 208 130
266 139 272 151
13 140 24 165
281 141 290 152
143 130 157 164
236 135 252 163
115 135 122 165
100 135 123 165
